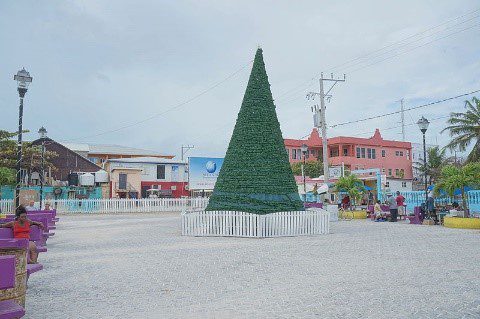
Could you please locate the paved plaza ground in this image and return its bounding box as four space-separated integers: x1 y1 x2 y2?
26 213 479 318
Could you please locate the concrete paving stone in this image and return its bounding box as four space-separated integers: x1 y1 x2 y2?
24 213 480 319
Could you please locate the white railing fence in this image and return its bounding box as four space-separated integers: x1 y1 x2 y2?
182 210 330 238
0 199 14 215
0 198 209 214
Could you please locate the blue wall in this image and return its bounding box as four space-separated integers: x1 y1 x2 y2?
0 186 102 200
400 190 480 213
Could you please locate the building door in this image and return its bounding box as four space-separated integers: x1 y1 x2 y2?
119 173 127 190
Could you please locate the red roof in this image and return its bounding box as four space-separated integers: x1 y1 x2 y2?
285 128 411 149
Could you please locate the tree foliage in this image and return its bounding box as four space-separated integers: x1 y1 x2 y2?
334 174 366 208
290 160 323 178
0 167 16 186
434 162 480 209
442 97 480 162
0 130 57 184
414 146 450 185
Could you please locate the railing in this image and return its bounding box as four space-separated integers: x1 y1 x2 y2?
0 199 14 215
182 210 330 238
0 198 209 214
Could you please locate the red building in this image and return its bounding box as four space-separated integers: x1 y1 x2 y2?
284 128 413 192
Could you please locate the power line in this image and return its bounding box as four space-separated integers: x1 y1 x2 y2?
278 8 480 102
330 89 480 128
328 9 480 73
347 21 480 74
59 60 253 143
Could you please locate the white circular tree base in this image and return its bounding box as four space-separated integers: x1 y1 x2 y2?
181 209 330 238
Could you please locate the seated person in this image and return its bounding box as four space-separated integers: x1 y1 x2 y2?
25 200 37 211
44 202 53 211
374 200 386 221
0 205 45 264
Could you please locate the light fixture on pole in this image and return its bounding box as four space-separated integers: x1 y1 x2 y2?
13 68 33 209
301 143 308 202
417 116 430 218
38 127 47 209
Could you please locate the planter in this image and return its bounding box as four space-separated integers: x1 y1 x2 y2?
341 210 368 219
444 217 480 229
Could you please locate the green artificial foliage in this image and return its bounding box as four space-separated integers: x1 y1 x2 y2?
206 48 304 214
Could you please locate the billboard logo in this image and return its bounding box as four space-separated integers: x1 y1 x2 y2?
205 161 217 173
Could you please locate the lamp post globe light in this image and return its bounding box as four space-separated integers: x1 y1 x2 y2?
13 68 33 209
301 143 308 202
417 116 430 218
38 127 47 209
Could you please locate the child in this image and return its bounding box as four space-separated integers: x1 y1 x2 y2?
374 200 385 221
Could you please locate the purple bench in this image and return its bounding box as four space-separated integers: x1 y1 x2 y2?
0 257 25 319
0 229 44 277
0 239 28 317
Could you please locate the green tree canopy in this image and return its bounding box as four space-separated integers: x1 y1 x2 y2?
0 130 57 184
414 146 450 185
434 162 480 209
442 97 480 162
291 160 323 178
334 174 366 208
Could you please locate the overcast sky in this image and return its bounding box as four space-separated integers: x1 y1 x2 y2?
1 1 479 159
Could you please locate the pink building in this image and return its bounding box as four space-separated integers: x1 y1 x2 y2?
284 128 413 192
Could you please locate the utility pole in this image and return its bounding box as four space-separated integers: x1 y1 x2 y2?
400 98 405 141
181 145 194 162
307 73 346 201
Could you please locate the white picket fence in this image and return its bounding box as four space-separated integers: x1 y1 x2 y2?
0 198 209 214
181 209 330 238
0 199 14 215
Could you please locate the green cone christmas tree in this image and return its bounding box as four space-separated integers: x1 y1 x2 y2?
206 48 304 214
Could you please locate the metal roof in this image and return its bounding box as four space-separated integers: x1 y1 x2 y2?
107 157 186 165
60 142 172 157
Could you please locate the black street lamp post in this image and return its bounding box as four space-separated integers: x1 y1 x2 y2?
13 69 33 209
301 143 308 202
417 116 430 217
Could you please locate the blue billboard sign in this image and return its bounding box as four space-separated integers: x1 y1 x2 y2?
188 157 224 190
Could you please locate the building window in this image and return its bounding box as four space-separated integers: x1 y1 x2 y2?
385 181 390 187
157 165 165 179
406 151 410 160
171 185 177 190
381 150 386 157
343 148 348 156
367 148 376 159
88 157 99 164
356 147 367 158
382 168 386 174
395 151 399 156
286 149 290 158
402 182 407 187
297 149 301 159
292 149 297 160
388 169 392 176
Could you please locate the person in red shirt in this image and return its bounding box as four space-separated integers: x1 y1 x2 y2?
0 205 45 264
396 191 406 218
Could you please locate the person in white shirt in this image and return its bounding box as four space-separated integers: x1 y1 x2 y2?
25 200 37 211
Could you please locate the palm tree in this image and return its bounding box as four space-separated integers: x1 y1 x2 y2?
414 146 449 185
442 97 480 162
335 174 366 210
434 162 480 211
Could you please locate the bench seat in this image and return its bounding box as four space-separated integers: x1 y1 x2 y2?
26 263 43 276
0 300 25 319
36 246 47 253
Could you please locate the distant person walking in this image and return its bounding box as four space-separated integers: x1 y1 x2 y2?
386 192 398 222
396 191 405 218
